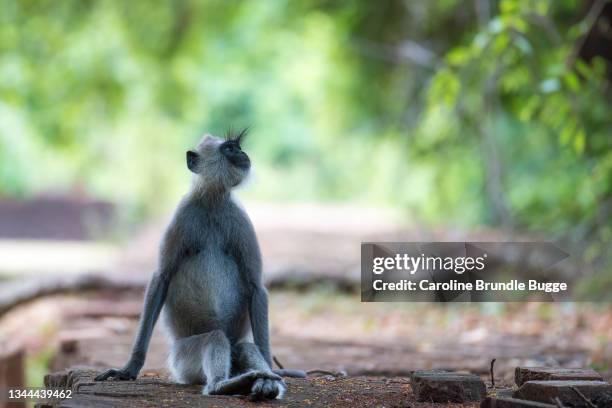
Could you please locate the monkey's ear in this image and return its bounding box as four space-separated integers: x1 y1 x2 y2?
186 150 199 173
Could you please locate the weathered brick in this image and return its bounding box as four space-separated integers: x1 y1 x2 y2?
515 367 603 387
411 370 486 403
481 396 556 408
513 380 612 406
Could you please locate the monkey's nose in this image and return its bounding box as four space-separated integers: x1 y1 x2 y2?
233 156 251 170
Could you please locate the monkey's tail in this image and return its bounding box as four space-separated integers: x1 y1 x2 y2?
272 356 306 377
273 369 307 378
273 356 348 378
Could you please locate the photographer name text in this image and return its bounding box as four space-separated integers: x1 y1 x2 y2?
372 279 567 293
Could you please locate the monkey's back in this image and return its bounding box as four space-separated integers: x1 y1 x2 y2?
162 196 253 343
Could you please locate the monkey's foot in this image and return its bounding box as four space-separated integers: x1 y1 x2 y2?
94 367 138 381
249 377 286 401
204 370 283 398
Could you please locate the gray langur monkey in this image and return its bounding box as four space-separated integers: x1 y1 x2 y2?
95 129 304 400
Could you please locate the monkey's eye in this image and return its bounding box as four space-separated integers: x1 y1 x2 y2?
224 143 240 153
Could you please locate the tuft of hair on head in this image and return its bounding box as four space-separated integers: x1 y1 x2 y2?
224 127 249 147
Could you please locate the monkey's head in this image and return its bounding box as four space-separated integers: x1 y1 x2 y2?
186 128 251 191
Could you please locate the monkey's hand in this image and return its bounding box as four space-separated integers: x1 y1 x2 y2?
95 362 141 381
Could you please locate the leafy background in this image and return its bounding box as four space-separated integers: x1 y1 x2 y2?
0 0 610 292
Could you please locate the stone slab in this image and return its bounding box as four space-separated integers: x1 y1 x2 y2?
411 370 486 403
515 367 603 387
481 396 556 408
513 380 612 407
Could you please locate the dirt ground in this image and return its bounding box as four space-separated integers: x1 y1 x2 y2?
5 289 607 406
3 290 610 385
1 201 611 406
43 368 483 408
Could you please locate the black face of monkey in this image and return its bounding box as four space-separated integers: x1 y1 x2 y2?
186 129 251 189
219 140 251 170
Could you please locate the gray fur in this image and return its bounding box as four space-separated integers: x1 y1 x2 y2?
95 133 289 399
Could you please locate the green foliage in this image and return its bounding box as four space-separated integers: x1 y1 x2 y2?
26 347 55 387
0 0 609 281
409 0 611 281
0 1 352 209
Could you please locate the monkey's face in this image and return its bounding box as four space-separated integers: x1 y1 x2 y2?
186 131 251 190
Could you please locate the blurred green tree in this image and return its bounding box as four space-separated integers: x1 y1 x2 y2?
0 0 609 286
